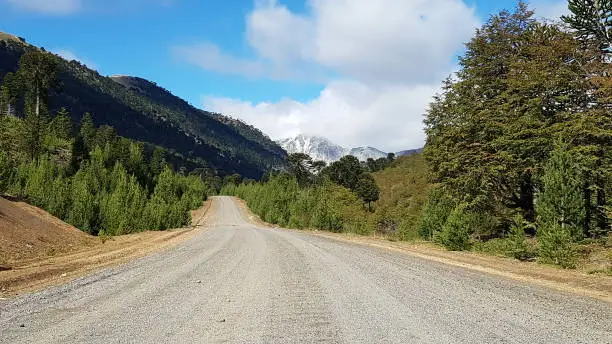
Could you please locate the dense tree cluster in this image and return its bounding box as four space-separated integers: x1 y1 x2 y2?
0 52 210 236
422 1 610 265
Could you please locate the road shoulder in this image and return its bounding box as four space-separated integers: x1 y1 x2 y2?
232 197 612 303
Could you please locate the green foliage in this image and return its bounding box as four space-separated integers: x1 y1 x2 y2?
50 107 72 140
222 175 373 234
355 173 379 210
0 150 12 193
507 215 536 260
435 204 472 251
562 0 612 54
418 187 455 240
537 223 577 268
324 155 364 191
536 144 585 239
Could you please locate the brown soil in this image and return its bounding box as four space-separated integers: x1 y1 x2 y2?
0 197 213 298
233 197 612 303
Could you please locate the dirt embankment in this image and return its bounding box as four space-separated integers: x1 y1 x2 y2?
0 197 214 298
232 197 612 302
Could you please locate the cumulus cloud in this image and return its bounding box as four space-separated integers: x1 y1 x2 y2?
4 0 82 15
205 81 437 152
181 0 480 150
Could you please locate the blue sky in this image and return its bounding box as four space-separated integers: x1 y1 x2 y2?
0 0 568 151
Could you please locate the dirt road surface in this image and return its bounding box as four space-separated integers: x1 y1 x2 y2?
0 196 610 343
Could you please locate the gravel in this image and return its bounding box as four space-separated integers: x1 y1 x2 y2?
0 196 610 343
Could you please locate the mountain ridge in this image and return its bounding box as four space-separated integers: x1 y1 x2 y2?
0 32 286 178
278 134 421 163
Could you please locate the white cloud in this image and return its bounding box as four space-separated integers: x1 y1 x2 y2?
4 0 82 15
189 0 479 150
54 49 97 69
531 0 568 21
205 81 437 152
180 0 478 86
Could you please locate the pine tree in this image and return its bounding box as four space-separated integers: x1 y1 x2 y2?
0 72 20 116
562 0 612 55
17 52 59 159
324 155 363 191
536 144 585 239
50 107 73 140
355 173 380 211
563 0 612 235
79 113 96 150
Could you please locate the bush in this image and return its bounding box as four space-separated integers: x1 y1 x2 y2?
418 187 455 240
507 215 535 260
435 204 472 251
537 223 577 268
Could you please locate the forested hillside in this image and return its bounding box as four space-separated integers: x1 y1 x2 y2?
0 34 286 179
223 1 611 271
0 50 210 236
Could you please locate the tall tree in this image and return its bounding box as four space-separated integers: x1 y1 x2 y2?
287 153 315 187
79 112 96 149
563 0 612 234
18 52 60 159
0 72 20 116
324 155 364 191
355 173 380 211
536 144 585 239
562 0 612 55
424 4 590 233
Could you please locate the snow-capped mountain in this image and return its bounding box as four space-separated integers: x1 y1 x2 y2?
348 147 387 162
277 135 346 163
277 135 388 163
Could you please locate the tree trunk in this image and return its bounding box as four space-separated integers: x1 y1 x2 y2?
520 173 535 234
583 171 592 237
596 184 607 235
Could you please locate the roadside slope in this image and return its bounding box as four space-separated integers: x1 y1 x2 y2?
0 197 213 298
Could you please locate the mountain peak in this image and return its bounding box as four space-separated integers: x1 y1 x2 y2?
278 135 387 163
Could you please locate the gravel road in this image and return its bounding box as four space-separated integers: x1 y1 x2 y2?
1 196 610 343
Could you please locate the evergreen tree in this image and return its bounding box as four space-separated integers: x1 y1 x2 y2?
355 173 380 211
68 163 98 234
50 107 72 140
536 144 585 239
17 52 60 159
150 147 166 177
0 151 12 193
562 0 612 55
324 155 363 191
70 135 89 173
287 153 315 187
79 113 96 150
0 72 20 116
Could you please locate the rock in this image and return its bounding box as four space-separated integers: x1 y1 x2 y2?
19 324 25 328
195 280 202 284
219 319 226 323
60 273 67 277
0 265 12 271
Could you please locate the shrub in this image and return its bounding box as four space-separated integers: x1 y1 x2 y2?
537 223 576 268
418 187 455 240
435 204 472 251
506 215 536 260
